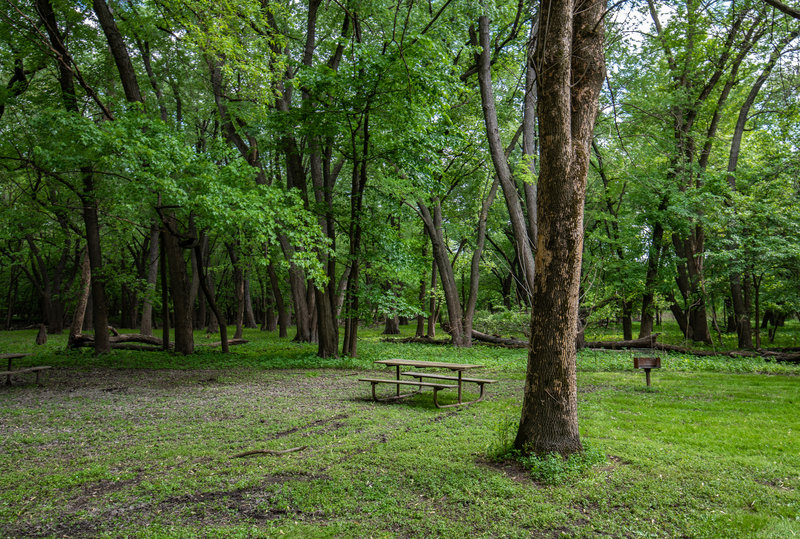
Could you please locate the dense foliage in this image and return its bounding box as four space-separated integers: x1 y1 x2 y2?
0 0 798 354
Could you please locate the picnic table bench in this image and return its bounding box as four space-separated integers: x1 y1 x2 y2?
359 359 497 408
1 353 51 385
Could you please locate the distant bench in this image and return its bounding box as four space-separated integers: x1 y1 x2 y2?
1 353 51 385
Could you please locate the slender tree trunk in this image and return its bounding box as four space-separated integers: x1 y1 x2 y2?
464 177 500 341
227 243 245 340
639 211 665 338
263 275 277 332
723 30 797 349
724 297 736 333
267 262 289 338
418 200 468 347
188 242 201 325
194 243 228 353
427 258 438 338
415 239 428 338
342 105 370 357
515 0 605 456
244 276 258 329
475 17 536 302
4 265 17 329
84 290 93 331
68 248 91 348
753 274 762 349
140 223 159 336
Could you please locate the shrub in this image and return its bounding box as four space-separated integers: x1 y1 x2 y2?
473 309 530 339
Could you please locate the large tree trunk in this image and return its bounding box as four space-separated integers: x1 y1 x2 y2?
162 218 193 354
621 300 633 341
383 315 400 335
316 287 339 357
81 177 111 355
515 0 605 456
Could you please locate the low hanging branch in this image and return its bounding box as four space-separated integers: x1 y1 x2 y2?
230 445 308 459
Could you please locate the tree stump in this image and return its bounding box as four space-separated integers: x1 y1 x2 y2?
35 324 47 345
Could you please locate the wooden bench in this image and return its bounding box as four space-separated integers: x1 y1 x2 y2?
1 365 52 385
400 372 497 403
358 378 457 407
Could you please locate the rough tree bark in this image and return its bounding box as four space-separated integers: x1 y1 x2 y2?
515 0 606 456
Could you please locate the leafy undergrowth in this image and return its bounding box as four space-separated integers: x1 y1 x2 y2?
1 326 799 537
487 414 608 486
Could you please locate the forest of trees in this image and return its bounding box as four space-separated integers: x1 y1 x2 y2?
1 0 799 359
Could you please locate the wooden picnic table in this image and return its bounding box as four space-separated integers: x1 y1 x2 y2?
0 353 50 385
360 359 496 408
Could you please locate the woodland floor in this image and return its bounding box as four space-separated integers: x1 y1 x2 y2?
1 325 799 537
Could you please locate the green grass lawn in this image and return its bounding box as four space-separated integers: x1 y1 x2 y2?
1 325 799 537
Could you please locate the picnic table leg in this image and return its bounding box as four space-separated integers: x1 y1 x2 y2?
396 365 400 396
457 371 462 404
5 358 11 386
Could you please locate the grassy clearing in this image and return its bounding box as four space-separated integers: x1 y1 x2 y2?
1 325 799 537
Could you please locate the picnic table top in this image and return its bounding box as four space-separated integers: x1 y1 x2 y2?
374 359 483 370
1 353 30 360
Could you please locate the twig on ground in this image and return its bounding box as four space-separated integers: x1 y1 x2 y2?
230 445 308 458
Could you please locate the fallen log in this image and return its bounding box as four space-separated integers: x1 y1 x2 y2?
470 329 527 348
381 336 452 345
69 333 167 349
773 353 800 363
584 334 660 349
109 344 165 352
203 338 248 347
